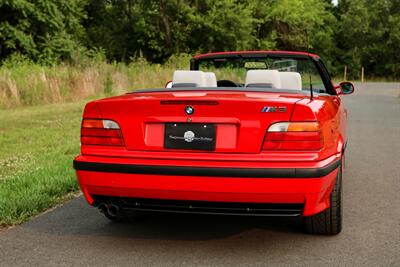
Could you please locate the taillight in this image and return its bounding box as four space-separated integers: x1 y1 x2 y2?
263 122 323 151
81 119 124 147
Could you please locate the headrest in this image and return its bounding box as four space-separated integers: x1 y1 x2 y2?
204 72 217 87
172 71 206 87
245 70 281 88
280 72 302 90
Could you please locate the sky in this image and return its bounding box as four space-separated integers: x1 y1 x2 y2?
332 0 338 5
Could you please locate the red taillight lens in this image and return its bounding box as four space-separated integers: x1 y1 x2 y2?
81 119 124 147
263 122 323 151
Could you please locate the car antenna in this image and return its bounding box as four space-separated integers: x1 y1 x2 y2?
306 30 314 100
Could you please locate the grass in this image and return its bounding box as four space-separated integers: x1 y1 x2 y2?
0 55 191 109
0 55 222 226
0 56 189 226
0 102 84 226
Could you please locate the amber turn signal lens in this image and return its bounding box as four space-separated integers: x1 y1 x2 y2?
264 121 322 151
82 119 104 128
287 122 320 132
267 122 320 132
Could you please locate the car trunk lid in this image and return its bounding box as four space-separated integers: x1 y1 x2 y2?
94 90 304 153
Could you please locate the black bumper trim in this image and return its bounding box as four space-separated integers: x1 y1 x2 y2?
93 196 304 217
73 158 340 178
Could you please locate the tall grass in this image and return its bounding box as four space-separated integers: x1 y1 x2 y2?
0 55 191 109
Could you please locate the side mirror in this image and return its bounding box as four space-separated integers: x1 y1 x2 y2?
165 81 173 88
337 82 354 95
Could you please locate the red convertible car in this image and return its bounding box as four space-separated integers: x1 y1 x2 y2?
73 51 354 235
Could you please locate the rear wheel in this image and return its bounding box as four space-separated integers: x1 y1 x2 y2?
304 163 343 235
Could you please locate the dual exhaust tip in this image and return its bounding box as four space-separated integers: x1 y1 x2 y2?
98 203 120 217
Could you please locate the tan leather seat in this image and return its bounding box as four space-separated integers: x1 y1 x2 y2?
204 72 217 87
280 72 302 90
172 71 206 88
245 70 281 89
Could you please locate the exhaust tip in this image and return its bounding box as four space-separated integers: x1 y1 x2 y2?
98 203 108 214
107 204 120 217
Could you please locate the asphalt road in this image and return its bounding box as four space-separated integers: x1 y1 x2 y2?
1 83 399 267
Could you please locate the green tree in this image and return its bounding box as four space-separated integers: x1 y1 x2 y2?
84 0 256 62
335 0 370 78
1 0 399 79
387 1 400 77
189 0 256 53
0 0 87 64
250 0 336 71
336 0 400 79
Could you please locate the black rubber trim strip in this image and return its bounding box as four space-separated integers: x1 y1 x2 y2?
73 158 340 178
132 87 327 96
343 140 348 152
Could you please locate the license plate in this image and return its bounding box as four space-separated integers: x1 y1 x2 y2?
164 123 216 151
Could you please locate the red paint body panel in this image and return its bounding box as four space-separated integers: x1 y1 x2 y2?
90 91 303 153
74 51 350 217
76 154 340 216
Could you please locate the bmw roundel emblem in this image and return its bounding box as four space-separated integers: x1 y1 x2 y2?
185 105 194 115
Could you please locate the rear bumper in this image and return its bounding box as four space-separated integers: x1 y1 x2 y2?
74 154 341 216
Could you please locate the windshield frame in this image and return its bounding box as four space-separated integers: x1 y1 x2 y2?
190 52 336 95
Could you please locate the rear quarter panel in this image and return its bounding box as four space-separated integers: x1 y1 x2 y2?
291 95 344 160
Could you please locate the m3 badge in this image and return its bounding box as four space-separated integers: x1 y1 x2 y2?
261 106 287 113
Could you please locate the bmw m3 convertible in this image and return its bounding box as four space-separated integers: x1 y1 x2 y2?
73 51 354 235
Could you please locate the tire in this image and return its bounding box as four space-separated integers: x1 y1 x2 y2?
304 163 343 235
